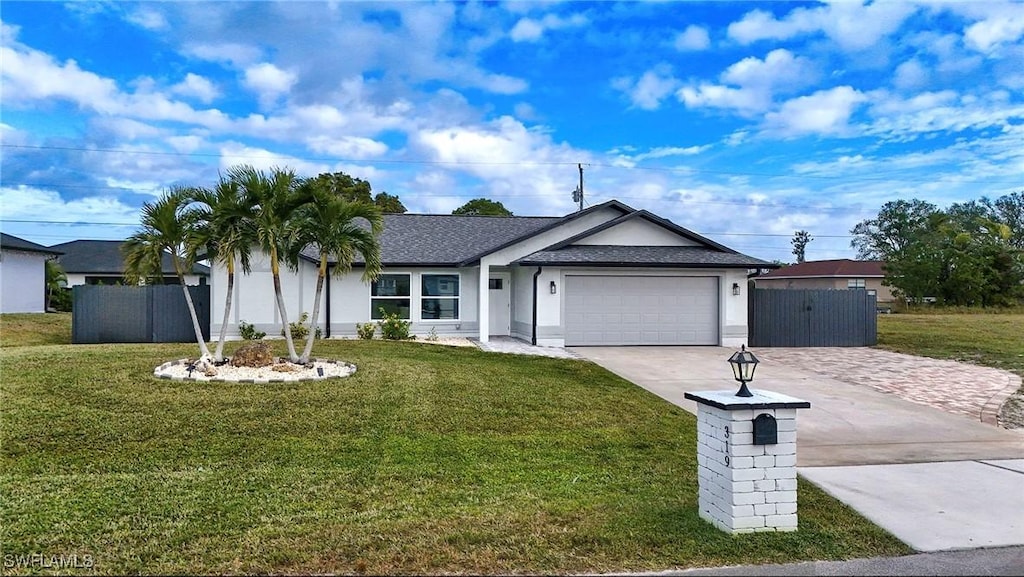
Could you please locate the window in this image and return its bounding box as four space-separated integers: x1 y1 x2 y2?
848 279 866 289
488 278 503 290
421 274 459 320
371 274 411 319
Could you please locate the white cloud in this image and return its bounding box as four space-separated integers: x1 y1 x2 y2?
126 8 168 31
171 73 219 104
721 49 813 90
183 42 262 67
242 63 297 107
0 185 139 223
0 43 118 109
963 6 1024 52
893 58 929 90
676 49 815 116
612 65 679 110
673 25 710 51
762 86 867 137
305 135 389 159
510 13 588 42
727 3 917 51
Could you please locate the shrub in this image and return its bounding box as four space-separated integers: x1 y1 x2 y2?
51 288 72 312
356 322 376 340
377 307 412 340
239 320 266 340
426 326 439 342
282 312 322 341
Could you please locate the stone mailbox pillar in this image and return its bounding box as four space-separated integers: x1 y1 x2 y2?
683 390 810 533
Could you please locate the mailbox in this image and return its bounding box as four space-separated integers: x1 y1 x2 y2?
753 413 778 445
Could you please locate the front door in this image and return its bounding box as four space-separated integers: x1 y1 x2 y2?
488 273 510 336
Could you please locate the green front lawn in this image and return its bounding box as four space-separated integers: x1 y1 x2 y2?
1 337 909 575
878 312 1024 378
0 313 72 347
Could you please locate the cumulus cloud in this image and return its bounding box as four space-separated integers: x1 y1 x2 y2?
243 62 297 107
171 73 219 104
893 58 929 90
183 42 262 67
762 86 867 137
727 2 917 51
677 49 815 115
612 64 680 110
0 41 118 110
126 8 168 31
963 5 1024 52
510 13 588 42
674 25 710 51
305 135 389 159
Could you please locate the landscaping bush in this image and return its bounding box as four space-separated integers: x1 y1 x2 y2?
356 322 376 340
282 312 322 341
377 308 411 340
239 320 266 340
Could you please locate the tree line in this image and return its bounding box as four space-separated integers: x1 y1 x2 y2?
850 192 1023 307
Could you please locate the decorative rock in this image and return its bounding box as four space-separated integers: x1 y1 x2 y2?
229 342 274 368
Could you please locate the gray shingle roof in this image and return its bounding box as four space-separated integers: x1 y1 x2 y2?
1 233 61 255
49 240 210 275
304 213 560 266
513 245 773 268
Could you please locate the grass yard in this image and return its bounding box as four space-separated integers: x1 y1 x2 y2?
0 313 72 347
877 312 1024 378
1 319 909 575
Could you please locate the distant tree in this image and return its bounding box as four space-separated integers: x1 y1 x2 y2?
45 259 67 311
993 191 1023 249
790 230 813 264
851 199 938 261
373 191 407 214
452 198 513 216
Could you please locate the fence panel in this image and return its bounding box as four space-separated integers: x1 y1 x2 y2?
72 284 210 344
749 289 877 347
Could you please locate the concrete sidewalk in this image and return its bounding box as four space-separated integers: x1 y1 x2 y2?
571 346 1024 556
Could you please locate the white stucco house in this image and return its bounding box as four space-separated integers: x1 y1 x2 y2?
213 200 772 347
49 240 210 286
1 233 62 313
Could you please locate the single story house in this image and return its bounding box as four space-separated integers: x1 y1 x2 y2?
753 259 895 303
49 240 210 286
1 233 62 313
214 200 773 347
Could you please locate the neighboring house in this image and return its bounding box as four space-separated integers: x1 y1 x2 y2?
49 240 210 286
214 200 773 347
1 233 62 313
753 259 895 304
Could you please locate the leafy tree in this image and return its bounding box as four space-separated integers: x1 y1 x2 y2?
228 165 310 363
287 181 384 363
993 191 1023 249
308 171 406 213
851 199 938 260
790 230 813 264
45 259 66 311
188 177 258 362
452 198 513 216
373 191 407 213
123 187 212 358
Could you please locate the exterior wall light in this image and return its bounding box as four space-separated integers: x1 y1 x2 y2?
732 282 741 296
549 280 557 294
727 344 759 397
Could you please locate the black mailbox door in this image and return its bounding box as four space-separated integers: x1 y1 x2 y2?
753 413 778 445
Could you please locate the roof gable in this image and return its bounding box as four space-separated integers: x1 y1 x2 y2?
760 259 885 279
1 233 61 255
543 210 737 254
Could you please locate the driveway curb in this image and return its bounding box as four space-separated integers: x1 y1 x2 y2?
982 372 1022 427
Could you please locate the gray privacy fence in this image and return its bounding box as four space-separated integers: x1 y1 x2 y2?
748 289 877 347
72 285 210 344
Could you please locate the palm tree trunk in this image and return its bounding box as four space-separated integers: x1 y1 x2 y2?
271 246 300 362
299 255 327 363
213 259 234 362
174 256 212 358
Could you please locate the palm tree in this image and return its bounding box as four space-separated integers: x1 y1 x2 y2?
45 259 67 311
188 178 257 362
227 164 308 362
123 187 212 358
287 181 384 363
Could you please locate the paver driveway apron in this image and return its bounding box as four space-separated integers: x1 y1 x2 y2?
571 346 1024 552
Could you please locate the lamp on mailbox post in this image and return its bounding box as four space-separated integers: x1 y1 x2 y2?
728 344 759 397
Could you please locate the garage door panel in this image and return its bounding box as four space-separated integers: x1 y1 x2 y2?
565 275 718 346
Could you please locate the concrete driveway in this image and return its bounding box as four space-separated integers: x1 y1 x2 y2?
571 346 1024 552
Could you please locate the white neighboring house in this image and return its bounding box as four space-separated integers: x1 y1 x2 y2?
49 240 210 287
213 200 773 347
1 233 62 313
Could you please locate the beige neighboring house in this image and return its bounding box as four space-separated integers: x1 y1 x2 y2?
753 259 896 304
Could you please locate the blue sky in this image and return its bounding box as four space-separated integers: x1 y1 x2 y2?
2 1 1022 264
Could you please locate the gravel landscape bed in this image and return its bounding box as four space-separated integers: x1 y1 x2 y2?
154 358 356 382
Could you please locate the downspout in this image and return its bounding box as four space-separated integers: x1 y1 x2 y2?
531 266 542 345
325 263 332 338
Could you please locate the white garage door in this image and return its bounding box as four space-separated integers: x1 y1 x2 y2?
565 275 719 346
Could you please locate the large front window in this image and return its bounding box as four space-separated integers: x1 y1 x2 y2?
371 274 411 319
421 274 459 320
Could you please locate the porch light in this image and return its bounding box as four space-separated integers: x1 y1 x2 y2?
550 280 557 294
727 344 759 398
732 282 741 296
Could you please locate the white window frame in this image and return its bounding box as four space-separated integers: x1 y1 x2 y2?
848 278 866 289
420 272 461 321
370 273 412 320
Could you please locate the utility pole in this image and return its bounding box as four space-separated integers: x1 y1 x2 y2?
571 163 584 212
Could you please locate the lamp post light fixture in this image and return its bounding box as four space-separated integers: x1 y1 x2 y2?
728 344 759 397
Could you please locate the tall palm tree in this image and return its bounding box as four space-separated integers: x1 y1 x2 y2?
227 164 309 362
188 178 257 362
123 187 212 358
287 182 384 363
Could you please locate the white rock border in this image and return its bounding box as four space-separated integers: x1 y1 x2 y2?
153 358 357 383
